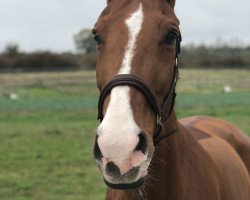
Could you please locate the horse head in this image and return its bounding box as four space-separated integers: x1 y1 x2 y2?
93 0 181 189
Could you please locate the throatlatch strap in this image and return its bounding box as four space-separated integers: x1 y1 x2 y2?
161 64 179 121
153 128 179 146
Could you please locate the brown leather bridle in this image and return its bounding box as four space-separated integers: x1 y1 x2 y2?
97 36 182 146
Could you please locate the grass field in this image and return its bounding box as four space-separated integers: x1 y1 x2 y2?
0 69 249 200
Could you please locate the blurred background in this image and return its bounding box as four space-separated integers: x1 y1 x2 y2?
0 0 249 199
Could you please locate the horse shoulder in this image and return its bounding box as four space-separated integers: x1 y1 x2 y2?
180 116 250 173
180 116 250 199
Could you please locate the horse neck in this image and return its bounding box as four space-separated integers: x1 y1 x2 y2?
143 112 185 199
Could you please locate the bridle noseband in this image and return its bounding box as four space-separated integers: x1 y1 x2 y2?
97 36 182 145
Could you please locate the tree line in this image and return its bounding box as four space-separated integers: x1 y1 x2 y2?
0 29 249 72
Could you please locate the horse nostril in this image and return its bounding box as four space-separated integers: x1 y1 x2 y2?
106 162 121 177
134 133 147 155
93 136 103 160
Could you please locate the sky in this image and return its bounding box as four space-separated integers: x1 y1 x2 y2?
0 0 249 52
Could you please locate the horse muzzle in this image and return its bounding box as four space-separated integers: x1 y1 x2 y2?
100 161 147 189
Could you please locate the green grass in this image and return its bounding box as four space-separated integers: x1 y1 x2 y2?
0 69 249 199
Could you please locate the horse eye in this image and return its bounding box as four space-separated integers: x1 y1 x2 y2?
165 32 176 45
92 30 102 45
93 34 102 45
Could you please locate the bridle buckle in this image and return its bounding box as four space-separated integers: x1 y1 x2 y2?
157 115 162 126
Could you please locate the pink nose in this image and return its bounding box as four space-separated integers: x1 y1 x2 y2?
102 149 146 175
94 133 148 177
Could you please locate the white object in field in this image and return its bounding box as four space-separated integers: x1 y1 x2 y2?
9 93 19 100
223 86 232 93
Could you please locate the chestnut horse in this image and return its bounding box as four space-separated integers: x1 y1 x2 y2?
93 0 250 199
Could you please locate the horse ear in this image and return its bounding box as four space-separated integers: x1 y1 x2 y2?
167 0 176 8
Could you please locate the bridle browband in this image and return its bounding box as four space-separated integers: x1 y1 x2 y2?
97 36 182 146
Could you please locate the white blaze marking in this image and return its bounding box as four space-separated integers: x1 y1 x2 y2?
119 3 144 74
98 4 144 167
